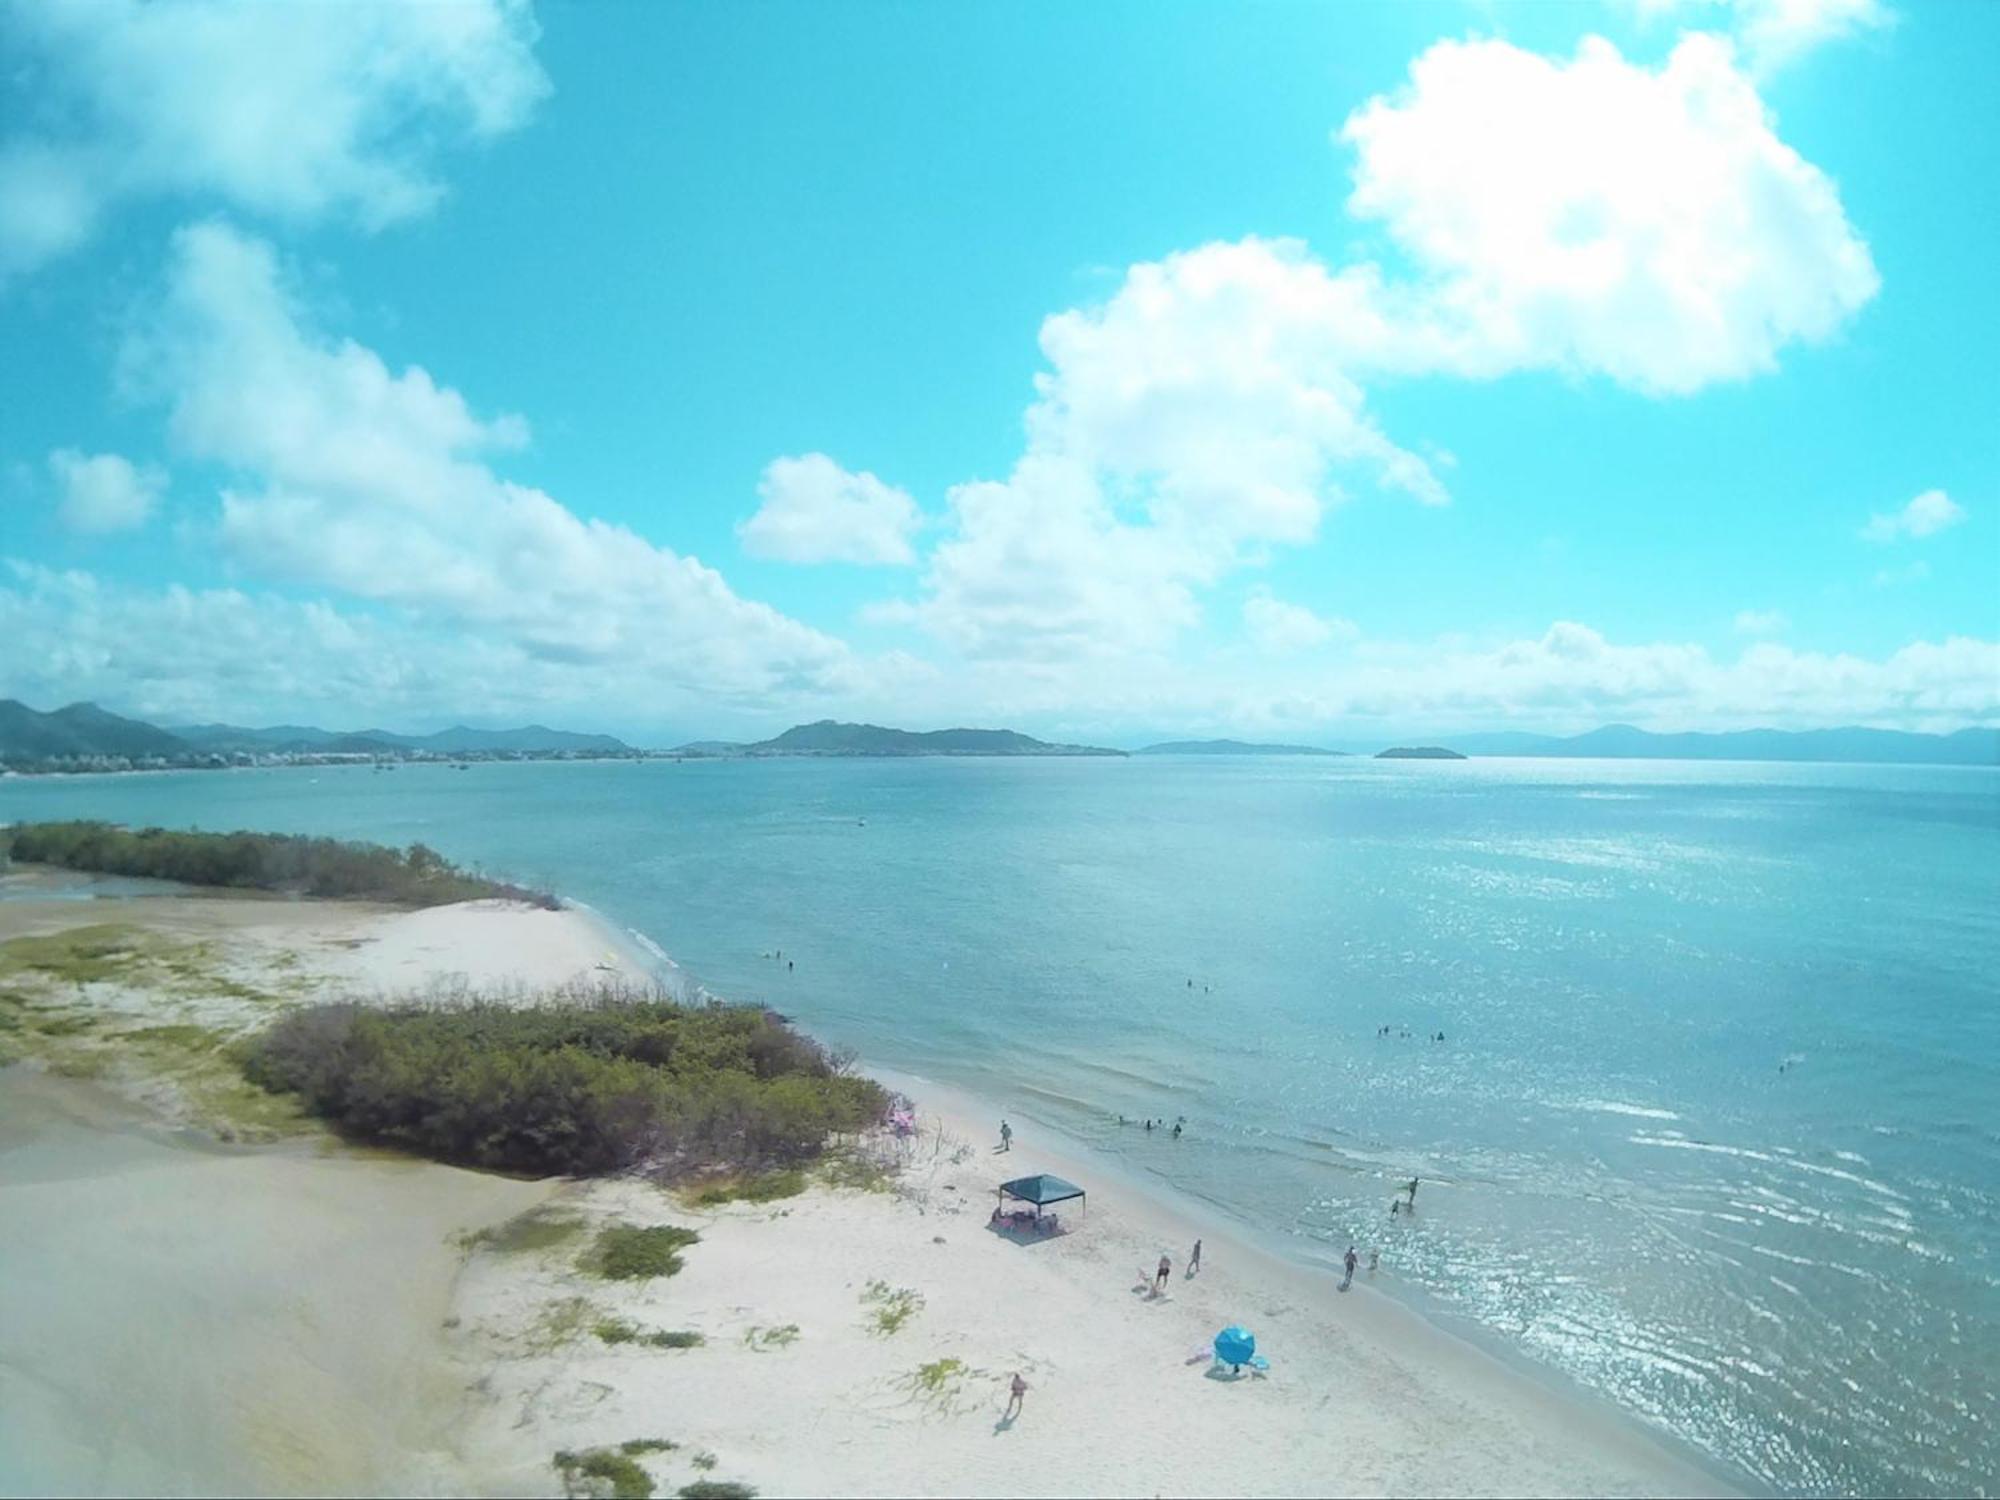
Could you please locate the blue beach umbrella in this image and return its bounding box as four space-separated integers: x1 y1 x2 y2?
1213 1325 1256 1367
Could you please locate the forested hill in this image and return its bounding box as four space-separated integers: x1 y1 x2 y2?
737 721 1125 757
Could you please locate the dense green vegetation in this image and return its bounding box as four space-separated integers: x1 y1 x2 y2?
243 989 887 1175
2 821 552 907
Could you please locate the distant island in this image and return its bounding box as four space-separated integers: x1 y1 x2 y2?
0 700 638 774
677 720 1124 758
1136 740 1346 756
1376 746 1468 760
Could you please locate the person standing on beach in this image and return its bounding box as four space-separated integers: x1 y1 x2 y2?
1367 1247 1380 1274
1406 1176 1420 1208
1005 1371 1027 1419
1188 1238 1202 1277
999 1119 1013 1152
1154 1253 1171 1294
1342 1244 1358 1289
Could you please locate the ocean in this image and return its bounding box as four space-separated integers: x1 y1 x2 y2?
2 754 1994 1496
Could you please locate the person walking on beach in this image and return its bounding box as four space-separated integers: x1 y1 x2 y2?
999 1119 1013 1152
1154 1253 1172 1295
1188 1238 1202 1277
1367 1247 1380 1274
1342 1244 1358 1290
1406 1176 1420 1209
1005 1371 1027 1420
1171 1121 1182 1140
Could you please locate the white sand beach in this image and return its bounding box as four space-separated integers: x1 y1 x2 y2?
0 882 1729 1498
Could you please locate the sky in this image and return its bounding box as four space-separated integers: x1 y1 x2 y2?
0 0 1994 746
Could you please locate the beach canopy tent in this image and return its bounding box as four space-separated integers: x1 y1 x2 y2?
997 1173 1086 1221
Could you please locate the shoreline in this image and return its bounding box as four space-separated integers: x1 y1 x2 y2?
1 883 1732 1496
866 1061 1741 1497
556 901 1740 1496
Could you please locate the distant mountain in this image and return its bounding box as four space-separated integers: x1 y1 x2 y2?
413 724 631 754
1137 739 1346 756
743 720 1124 757
1376 746 1468 760
0 700 191 761
173 721 631 755
1449 724 1999 766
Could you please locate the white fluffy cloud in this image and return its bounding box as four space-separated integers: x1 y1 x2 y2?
1861 488 1965 542
1244 588 1355 653
739 454 922 565
1636 0 1895 73
886 240 1448 664
0 0 547 276
1341 34 1880 395
47 448 164 533
868 34 1878 671
1733 608 1788 636
121 220 858 703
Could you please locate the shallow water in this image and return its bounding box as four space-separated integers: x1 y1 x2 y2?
3 755 1995 1495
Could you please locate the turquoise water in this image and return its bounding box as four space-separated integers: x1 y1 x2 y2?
3 756 1995 1495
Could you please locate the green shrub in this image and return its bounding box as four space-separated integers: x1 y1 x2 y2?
620 1439 677 1456
2 821 552 908
242 989 888 1176
554 1446 655 1499
589 1224 700 1280
595 1320 704 1350
677 1484 756 1500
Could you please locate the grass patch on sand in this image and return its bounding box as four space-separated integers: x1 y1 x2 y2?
687 1167 807 1207
461 1205 589 1256
595 1318 704 1349
899 1355 977 1415
0 925 148 985
677 1484 756 1500
586 1223 701 1281
525 1296 601 1353
861 1280 924 1336
816 1149 897 1194
742 1323 799 1352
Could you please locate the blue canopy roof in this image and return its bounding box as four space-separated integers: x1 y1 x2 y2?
998 1173 1085 1206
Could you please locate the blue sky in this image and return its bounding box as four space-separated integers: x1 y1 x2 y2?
0 0 1993 743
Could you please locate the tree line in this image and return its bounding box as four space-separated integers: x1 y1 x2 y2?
1 821 553 908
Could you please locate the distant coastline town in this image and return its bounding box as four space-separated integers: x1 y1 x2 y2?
1 699 1993 775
